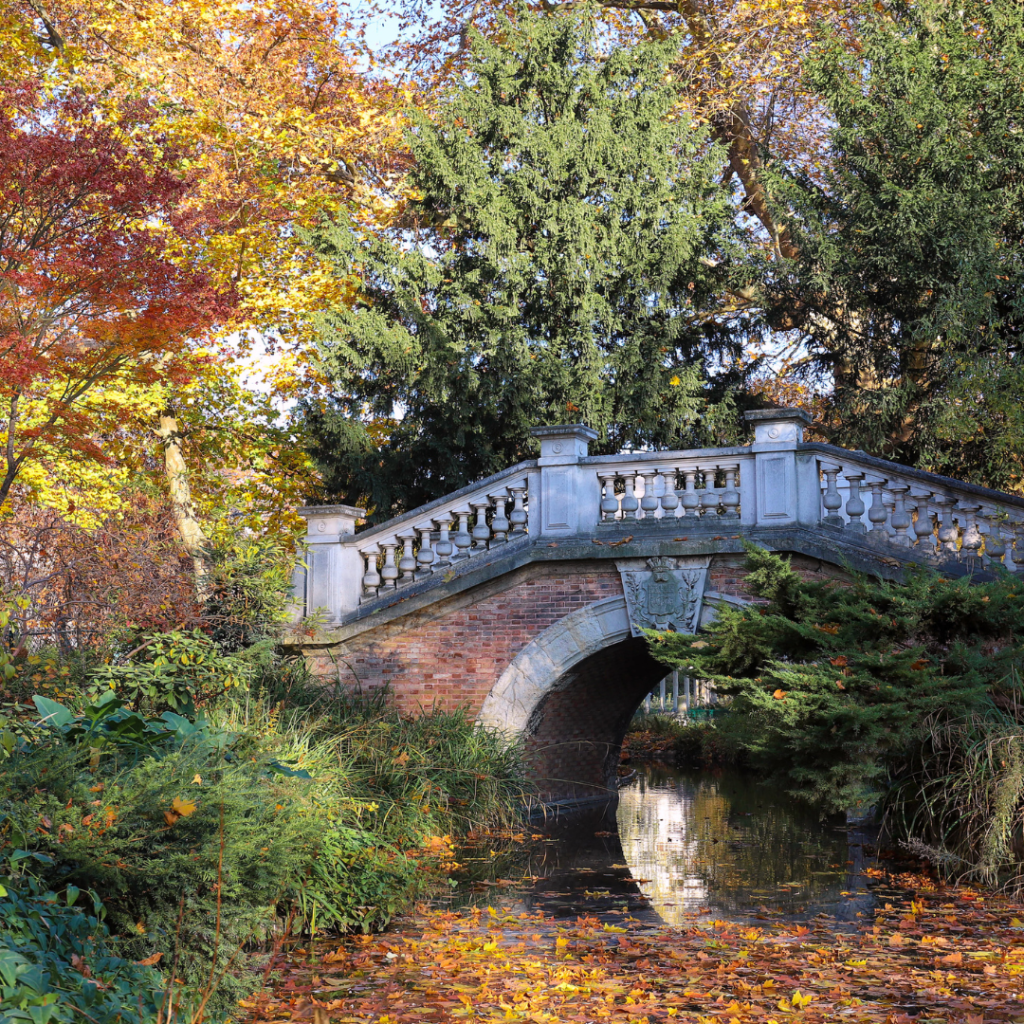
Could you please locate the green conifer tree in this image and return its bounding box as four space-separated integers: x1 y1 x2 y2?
301 5 740 518
765 0 1024 489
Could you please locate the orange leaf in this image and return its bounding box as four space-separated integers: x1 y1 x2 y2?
773 689 788 700
136 952 163 966
829 655 848 667
171 797 197 817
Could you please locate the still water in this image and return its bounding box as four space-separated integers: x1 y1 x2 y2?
456 764 877 926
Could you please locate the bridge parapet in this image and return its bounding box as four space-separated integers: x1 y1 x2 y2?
293 408 1024 627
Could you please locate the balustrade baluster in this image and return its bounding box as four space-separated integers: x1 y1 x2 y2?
639 469 660 521
380 542 399 590
361 549 381 600
959 503 983 564
981 507 1006 567
471 499 491 551
820 463 843 528
414 524 436 577
932 495 959 555
597 472 618 522
1011 520 1024 573
620 474 640 520
721 465 740 519
452 510 473 559
509 484 528 533
890 485 912 547
910 492 936 552
700 468 720 516
679 469 699 517
659 468 679 517
397 532 417 582
844 471 867 534
489 493 510 543
867 478 889 536
434 516 454 567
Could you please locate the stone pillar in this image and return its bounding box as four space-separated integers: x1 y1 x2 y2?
743 408 814 528
295 504 366 623
530 423 599 537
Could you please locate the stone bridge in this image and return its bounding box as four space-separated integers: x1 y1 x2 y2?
285 409 1024 807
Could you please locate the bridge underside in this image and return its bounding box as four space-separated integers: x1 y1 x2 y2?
523 635 667 806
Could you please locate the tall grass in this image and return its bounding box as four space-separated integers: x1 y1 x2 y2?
887 695 1024 892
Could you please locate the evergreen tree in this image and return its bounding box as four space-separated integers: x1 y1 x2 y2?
301 5 740 519
766 0 1024 488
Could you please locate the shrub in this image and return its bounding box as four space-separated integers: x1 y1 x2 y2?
624 715 737 768
0 876 164 1024
0 678 527 1020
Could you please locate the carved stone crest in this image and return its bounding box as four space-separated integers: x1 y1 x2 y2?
618 556 709 637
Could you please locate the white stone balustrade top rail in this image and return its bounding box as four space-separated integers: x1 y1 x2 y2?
292 410 1024 625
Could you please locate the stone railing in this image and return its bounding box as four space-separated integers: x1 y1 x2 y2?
806 444 1024 571
295 460 540 622
293 409 1024 624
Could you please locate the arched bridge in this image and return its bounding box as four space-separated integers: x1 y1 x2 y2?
285 408 1024 806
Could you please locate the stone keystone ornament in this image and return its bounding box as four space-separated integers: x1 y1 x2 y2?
618 556 710 637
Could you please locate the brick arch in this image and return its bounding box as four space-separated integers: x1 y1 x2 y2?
478 594 747 804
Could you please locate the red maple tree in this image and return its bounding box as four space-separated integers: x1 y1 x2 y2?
0 82 229 507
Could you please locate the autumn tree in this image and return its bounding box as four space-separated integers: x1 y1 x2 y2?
0 84 223 514
1 0 399 553
762 0 1024 488
303 6 742 518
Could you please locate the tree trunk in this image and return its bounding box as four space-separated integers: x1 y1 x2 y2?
156 407 210 596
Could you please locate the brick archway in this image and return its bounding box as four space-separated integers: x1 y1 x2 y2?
477 596 701 804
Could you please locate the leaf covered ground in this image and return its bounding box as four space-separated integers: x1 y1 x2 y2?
242 881 1024 1024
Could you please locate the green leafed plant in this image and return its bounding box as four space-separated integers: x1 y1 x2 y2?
0 876 165 1024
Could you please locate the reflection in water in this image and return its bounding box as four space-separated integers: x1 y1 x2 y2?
616 765 875 923
451 765 875 925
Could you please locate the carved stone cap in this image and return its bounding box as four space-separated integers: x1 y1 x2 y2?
743 407 812 444
530 423 599 462
298 504 366 538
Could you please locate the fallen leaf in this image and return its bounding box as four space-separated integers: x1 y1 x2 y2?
773 689 788 700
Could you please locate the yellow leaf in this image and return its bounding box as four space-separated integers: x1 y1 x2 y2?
171 797 197 817
192 774 202 785
690 640 708 649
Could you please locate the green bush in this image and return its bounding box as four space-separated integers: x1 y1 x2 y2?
0 675 526 1020
649 544 1023 813
0 876 165 1024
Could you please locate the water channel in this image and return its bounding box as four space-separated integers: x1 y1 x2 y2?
454 764 878 927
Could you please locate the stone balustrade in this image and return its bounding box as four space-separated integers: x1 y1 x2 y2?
811 449 1024 571
293 408 1024 625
